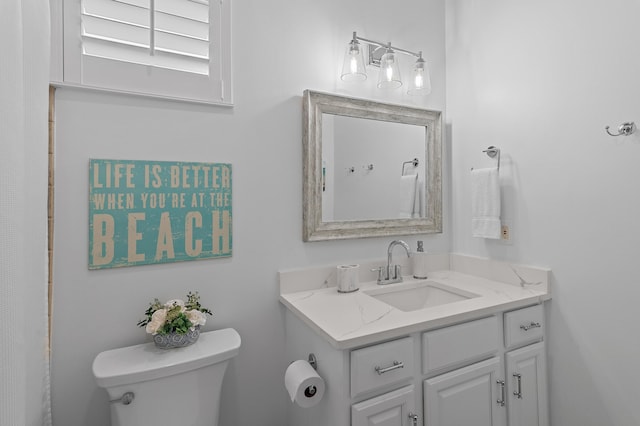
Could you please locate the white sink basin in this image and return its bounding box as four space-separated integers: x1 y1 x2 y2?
364 281 479 312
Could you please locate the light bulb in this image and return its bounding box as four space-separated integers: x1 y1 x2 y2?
413 70 424 89
377 47 402 89
350 56 358 74
385 63 394 81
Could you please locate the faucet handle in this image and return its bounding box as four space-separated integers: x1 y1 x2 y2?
371 266 385 282
393 265 403 281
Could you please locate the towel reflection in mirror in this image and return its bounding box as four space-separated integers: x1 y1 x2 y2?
398 173 424 218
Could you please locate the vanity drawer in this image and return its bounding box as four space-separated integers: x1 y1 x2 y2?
504 304 544 348
422 316 499 374
350 337 414 398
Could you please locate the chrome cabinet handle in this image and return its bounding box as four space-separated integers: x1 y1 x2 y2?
520 322 541 331
496 380 506 406
513 373 523 399
374 360 404 375
408 412 418 426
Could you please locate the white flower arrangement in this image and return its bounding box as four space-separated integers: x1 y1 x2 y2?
137 292 212 335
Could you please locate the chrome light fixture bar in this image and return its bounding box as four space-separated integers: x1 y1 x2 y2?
340 31 431 95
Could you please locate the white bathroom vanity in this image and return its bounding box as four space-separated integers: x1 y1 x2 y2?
280 254 551 426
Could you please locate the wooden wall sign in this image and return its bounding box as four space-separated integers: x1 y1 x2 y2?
88 159 232 269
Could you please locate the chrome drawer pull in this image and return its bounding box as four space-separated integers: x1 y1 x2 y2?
408 412 418 426
513 373 523 399
520 322 541 331
496 380 506 406
374 360 404 375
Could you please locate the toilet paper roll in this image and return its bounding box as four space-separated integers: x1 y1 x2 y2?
284 360 325 408
337 264 359 293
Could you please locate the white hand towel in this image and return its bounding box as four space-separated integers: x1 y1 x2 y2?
412 174 424 218
471 167 501 238
398 174 418 218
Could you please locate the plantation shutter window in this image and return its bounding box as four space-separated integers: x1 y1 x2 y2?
56 0 232 105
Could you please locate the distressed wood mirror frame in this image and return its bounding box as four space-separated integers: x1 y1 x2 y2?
302 90 442 241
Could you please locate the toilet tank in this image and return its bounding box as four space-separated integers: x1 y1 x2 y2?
93 328 241 426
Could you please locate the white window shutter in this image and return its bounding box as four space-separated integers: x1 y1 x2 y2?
58 0 232 105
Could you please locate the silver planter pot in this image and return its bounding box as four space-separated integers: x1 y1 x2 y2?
153 326 200 349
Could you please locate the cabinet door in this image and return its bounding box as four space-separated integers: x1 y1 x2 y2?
424 357 506 426
505 341 548 426
352 385 417 426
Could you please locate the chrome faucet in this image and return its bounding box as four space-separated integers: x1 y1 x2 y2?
376 240 412 285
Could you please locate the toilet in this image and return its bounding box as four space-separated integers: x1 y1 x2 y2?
92 328 241 426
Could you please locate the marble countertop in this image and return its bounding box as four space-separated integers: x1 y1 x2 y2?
279 255 551 350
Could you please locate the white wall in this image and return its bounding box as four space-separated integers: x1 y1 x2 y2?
50 1 447 426
446 1 640 425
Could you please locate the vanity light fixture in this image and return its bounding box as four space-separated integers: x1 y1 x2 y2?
340 31 431 95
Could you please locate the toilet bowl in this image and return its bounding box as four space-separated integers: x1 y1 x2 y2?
92 328 241 426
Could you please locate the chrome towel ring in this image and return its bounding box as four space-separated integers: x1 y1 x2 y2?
605 122 636 137
483 146 500 171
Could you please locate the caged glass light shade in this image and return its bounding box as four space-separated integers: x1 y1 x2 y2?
376 47 402 89
407 54 431 95
341 34 367 82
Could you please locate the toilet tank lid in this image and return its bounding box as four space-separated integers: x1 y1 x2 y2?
92 328 241 389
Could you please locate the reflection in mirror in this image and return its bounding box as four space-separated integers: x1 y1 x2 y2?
322 115 426 221
303 90 442 241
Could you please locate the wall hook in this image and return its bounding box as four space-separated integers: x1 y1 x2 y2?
605 122 636 137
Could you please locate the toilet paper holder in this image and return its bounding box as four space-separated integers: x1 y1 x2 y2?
304 354 319 398
289 353 318 370
307 353 318 370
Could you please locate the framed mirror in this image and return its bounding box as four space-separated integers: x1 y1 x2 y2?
303 90 442 241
